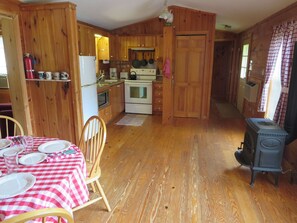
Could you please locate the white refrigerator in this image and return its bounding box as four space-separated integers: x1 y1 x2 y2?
79 56 98 125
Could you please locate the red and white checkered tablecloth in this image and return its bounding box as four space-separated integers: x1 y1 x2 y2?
0 137 89 222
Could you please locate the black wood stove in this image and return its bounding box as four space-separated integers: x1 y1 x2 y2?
235 118 287 187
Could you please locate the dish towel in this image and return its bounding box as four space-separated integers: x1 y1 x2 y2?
163 57 171 79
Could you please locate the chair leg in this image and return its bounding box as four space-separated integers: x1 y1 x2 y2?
95 179 111 212
90 182 96 193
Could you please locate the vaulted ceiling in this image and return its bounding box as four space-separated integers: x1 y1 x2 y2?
20 0 297 33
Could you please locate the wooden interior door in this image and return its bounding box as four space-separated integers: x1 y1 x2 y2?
174 35 206 117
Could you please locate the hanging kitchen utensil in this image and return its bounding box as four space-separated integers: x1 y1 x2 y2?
132 53 140 68
148 52 154 64
141 52 147 67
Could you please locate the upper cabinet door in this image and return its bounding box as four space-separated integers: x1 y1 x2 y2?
77 23 96 56
118 36 129 61
109 34 118 61
97 36 109 60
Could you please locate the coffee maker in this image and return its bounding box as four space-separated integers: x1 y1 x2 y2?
110 68 117 80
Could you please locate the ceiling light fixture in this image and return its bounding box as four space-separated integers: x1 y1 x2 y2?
94 34 102 38
224 24 232 30
159 0 173 25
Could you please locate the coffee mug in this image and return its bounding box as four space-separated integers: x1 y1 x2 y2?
53 72 60 80
45 71 52 80
38 71 44 79
60 72 69 80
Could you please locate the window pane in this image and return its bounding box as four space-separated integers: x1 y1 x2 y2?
266 43 282 119
240 68 246 78
241 56 248 68
243 44 249 56
0 36 7 75
239 43 249 79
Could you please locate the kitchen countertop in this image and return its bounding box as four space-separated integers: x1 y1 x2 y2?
97 79 125 92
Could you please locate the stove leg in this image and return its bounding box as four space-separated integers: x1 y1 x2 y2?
250 170 258 187
274 173 279 187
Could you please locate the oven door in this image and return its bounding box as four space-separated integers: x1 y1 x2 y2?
125 81 152 104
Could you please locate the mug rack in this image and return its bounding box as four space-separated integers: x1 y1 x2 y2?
26 79 71 95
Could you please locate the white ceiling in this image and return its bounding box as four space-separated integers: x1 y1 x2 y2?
20 0 297 33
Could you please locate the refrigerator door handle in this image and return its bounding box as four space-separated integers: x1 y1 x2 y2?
81 82 97 88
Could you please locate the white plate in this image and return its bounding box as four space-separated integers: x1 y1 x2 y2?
38 140 71 154
0 139 12 150
0 173 36 199
19 152 47 166
0 146 24 157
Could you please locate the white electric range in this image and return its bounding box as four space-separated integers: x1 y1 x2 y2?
124 68 157 114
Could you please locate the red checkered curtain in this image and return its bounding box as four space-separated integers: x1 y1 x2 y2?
274 20 297 127
258 24 284 112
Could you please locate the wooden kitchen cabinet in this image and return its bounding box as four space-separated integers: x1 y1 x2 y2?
77 23 96 56
99 105 112 124
118 36 129 61
109 34 118 60
116 35 162 61
127 35 155 48
97 36 109 60
110 82 124 119
153 81 163 114
124 35 157 50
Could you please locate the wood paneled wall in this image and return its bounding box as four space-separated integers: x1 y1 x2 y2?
0 89 11 103
113 5 216 119
20 2 82 143
111 17 163 35
0 0 19 14
112 6 215 36
237 1 297 118
78 20 109 37
215 30 238 41
162 27 174 124
170 6 215 33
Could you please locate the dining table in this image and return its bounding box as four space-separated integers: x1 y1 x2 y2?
0 136 89 222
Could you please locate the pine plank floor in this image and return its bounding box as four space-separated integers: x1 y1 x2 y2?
74 103 297 223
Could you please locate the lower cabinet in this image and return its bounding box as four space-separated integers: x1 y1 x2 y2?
99 82 124 124
99 105 112 124
110 83 124 119
153 81 163 114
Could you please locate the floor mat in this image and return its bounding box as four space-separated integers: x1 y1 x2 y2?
115 114 147 126
215 102 243 118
